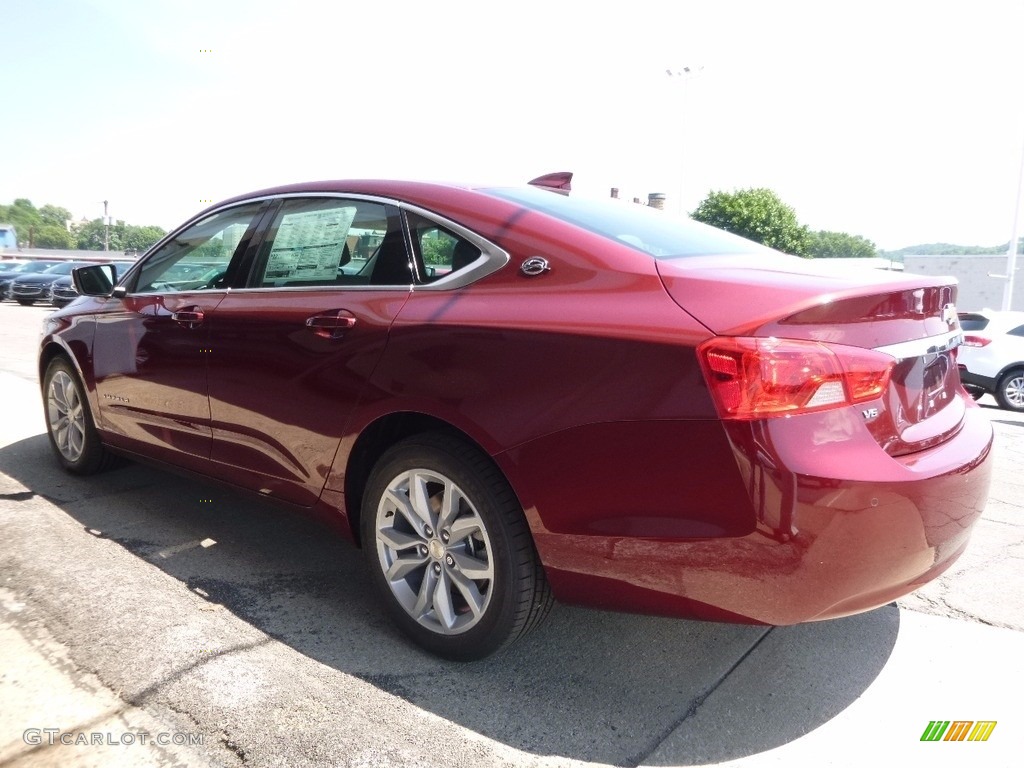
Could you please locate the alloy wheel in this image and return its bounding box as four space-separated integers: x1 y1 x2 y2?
1003 372 1024 409
47 370 87 463
374 468 494 635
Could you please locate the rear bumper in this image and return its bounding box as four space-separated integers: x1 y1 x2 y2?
517 403 994 625
960 369 996 392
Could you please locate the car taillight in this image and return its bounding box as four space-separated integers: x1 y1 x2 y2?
697 337 895 420
961 335 991 347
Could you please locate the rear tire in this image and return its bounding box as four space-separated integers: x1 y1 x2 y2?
43 357 120 474
361 433 552 660
996 369 1024 412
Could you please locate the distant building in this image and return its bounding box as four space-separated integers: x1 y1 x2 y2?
903 254 1023 311
0 224 17 251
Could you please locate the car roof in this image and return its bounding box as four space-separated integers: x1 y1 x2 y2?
214 179 478 209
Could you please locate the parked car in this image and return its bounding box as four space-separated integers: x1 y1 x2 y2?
958 309 1024 411
0 260 63 300
38 178 994 660
49 262 135 307
9 262 91 305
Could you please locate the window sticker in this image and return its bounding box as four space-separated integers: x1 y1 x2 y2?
264 207 356 281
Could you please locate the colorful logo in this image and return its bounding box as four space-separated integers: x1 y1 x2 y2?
921 721 997 742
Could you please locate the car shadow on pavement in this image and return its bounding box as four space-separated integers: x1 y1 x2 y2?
0 435 898 766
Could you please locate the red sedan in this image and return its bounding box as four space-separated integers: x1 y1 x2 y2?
38 177 993 659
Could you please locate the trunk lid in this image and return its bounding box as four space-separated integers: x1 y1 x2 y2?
658 255 964 455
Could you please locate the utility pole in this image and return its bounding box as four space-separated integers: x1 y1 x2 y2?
665 66 704 216
1003 141 1024 311
103 200 110 252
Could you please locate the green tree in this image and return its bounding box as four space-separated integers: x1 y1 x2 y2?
691 188 810 256
122 224 166 252
32 224 75 249
0 199 41 244
75 219 165 252
2 198 165 251
421 233 455 265
38 204 73 228
806 230 877 259
75 218 113 250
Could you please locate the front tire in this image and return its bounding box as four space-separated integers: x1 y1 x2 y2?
17 299 35 306
996 368 1024 412
43 357 119 474
361 433 552 660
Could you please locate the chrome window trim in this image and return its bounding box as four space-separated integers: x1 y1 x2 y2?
130 191 509 294
129 197 284 267
224 285 407 295
874 329 963 360
122 199 270 297
397 201 510 290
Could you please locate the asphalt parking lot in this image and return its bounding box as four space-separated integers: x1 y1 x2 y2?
0 300 1022 767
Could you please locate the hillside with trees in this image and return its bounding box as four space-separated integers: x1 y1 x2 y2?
0 198 165 251
879 239 1023 258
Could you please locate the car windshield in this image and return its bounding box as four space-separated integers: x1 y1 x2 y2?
484 186 770 258
5 262 50 274
42 263 81 275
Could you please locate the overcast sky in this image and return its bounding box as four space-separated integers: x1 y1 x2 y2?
2 0 1023 250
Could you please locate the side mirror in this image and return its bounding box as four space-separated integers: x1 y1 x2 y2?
73 264 117 296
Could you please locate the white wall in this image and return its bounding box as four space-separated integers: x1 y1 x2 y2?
902 255 1022 312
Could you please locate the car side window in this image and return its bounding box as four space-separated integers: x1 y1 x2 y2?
251 198 407 288
406 212 481 283
132 203 264 294
1009 324 1024 337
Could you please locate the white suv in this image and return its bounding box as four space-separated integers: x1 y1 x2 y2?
958 309 1024 411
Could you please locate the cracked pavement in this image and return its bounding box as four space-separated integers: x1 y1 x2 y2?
1 301 1021 767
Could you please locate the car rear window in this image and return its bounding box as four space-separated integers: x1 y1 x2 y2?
958 313 990 331
484 186 769 258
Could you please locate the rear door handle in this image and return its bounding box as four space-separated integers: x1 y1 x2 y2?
305 310 358 339
171 307 205 328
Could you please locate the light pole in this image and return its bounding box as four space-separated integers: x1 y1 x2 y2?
103 200 110 252
1002 138 1024 311
666 66 704 216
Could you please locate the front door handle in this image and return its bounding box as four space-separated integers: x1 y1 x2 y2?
171 307 205 328
305 310 358 339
